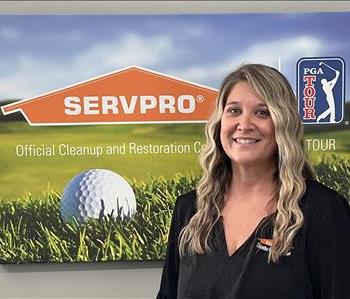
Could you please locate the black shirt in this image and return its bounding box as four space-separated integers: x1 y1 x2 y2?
157 179 350 299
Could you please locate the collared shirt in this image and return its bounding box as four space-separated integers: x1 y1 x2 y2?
157 179 350 299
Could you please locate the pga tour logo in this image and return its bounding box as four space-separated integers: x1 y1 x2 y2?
297 57 345 124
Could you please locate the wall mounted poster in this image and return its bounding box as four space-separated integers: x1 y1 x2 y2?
0 13 349 264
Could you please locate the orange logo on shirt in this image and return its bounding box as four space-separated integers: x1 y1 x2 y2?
1 66 218 126
257 238 292 256
258 238 273 247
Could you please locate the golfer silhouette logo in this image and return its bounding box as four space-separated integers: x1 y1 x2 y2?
297 57 345 125
317 62 340 123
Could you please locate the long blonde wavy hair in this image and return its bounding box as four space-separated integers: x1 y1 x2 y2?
179 64 315 263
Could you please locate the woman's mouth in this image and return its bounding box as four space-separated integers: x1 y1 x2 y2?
233 138 261 144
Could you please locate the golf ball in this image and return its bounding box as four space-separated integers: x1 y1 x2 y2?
60 169 136 223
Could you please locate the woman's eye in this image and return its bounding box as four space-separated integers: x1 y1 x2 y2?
257 110 270 117
228 107 240 114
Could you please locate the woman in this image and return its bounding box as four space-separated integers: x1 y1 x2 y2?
157 64 350 299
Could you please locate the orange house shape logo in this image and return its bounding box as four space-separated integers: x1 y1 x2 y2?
1 66 218 126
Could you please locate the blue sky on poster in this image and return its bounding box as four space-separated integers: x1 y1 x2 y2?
0 12 349 101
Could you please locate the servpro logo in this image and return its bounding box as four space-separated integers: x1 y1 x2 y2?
64 95 197 115
1 66 218 126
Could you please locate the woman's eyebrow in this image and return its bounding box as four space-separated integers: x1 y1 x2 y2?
225 101 268 107
225 101 238 106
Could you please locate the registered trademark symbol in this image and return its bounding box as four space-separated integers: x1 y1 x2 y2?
196 95 205 103
345 120 349 126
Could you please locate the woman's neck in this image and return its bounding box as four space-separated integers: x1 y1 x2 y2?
227 164 278 209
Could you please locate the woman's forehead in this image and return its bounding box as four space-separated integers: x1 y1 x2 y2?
225 81 266 106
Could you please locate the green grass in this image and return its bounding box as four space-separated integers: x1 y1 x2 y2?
0 174 199 263
314 155 350 200
0 159 349 264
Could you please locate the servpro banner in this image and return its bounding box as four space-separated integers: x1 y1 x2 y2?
1 66 217 125
0 13 349 264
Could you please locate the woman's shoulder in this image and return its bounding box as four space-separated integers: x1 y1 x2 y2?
303 179 348 205
302 179 350 221
304 179 340 199
174 190 197 226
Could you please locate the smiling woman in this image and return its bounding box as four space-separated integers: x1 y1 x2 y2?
157 64 350 299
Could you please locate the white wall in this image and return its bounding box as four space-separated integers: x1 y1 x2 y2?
1 1 350 298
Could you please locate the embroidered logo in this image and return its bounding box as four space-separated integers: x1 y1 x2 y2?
256 238 273 253
256 238 292 256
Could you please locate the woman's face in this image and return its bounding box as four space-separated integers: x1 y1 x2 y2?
220 81 278 168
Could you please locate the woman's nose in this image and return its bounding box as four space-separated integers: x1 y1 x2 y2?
237 113 255 131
